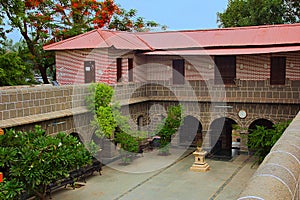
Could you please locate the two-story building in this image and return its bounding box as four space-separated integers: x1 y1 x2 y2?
44 23 300 158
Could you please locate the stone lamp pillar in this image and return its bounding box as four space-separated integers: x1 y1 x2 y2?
190 147 210 172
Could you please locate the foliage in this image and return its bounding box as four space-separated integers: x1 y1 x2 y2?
114 131 139 164
86 83 145 164
92 106 116 139
0 0 161 84
0 51 34 86
0 178 23 200
86 83 114 113
247 120 290 163
217 0 300 27
0 126 92 200
156 105 183 155
87 83 116 139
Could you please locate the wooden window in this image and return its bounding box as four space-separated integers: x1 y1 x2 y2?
172 59 185 85
214 56 236 85
270 57 286 85
128 58 133 82
84 61 95 83
117 58 122 82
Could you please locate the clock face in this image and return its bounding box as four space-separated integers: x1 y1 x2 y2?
238 110 247 119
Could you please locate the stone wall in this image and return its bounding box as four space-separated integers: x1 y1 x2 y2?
0 84 91 134
238 111 300 200
1 80 299 146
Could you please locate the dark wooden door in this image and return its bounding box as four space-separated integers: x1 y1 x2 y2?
214 56 236 85
128 58 133 82
173 59 185 85
271 57 286 85
84 61 95 83
117 58 122 82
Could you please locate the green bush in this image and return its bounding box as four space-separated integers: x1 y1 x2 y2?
0 126 92 200
247 121 290 163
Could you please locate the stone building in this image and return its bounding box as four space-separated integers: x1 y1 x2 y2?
44 23 300 157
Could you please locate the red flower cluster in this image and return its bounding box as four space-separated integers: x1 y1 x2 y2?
25 0 43 8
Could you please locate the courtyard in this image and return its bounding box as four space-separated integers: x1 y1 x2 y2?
51 148 257 200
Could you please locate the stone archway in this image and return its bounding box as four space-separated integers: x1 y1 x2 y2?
248 119 274 132
179 116 202 147
209 117 237 159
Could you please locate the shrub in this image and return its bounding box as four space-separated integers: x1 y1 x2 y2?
157 104 183 155
0 126 92 200
247 121 290 163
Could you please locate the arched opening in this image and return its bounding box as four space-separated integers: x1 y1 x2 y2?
70 132 83 143
137 115 144 131
248 119 274 132
179 116 202 147
247 119 274 153
209 117 237 159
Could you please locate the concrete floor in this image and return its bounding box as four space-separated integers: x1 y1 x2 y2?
51 148 258 200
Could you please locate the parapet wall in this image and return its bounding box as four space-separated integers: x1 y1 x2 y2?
0 84 89 128
238 111 300 200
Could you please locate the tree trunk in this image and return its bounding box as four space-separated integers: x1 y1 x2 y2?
39 65 49 84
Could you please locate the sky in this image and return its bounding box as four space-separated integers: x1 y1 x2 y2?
114 0 229 30
7 0 229 41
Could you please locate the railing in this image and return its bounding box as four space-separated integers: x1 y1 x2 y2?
238 111 300 200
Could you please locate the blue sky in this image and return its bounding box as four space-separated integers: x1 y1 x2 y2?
115 0 229 30
7 1 228 41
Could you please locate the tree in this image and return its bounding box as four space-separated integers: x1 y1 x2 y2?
86 83 116 139
217 0 300 27
0 40 36 86
247 121 290 163
0 126 93 200
0 0 161 84
156 105 183 155
86 83 146 164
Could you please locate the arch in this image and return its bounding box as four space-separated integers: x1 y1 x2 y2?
248 119 274 132
209 117 237 159
70 132 84 143
179 115 203 147
137 115 144 131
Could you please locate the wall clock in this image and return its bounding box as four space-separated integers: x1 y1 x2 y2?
238 109 247 119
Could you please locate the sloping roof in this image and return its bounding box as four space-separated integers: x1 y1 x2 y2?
143 46 300 56
137 23 300 49
43 29 151 51
44 23 300 53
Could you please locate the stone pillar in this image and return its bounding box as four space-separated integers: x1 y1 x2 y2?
190 147 210 172
239 131 249 153
100 138 119 164
201 130 212 152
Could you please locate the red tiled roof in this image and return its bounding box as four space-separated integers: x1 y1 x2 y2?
44 23 300 51
43 29 151 51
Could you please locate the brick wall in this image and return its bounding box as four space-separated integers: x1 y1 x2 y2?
56 49 135 85
55 49 300 86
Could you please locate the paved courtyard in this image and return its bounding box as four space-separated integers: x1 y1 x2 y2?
51 148 258 200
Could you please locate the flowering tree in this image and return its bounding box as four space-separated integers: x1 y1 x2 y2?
0 0 160 84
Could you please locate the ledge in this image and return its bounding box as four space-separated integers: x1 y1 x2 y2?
0 107 89 128
238 111 300 200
